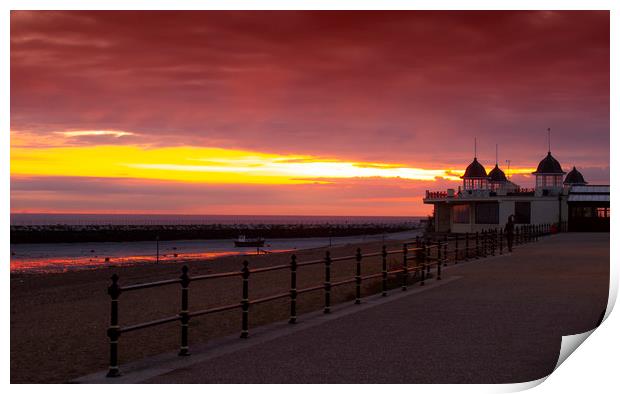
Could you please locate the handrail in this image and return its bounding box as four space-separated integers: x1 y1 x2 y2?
250 264 289 274
192 271 239 281
189 303 240 318
120 278 181 292
120 315 181 333
104 223 554 377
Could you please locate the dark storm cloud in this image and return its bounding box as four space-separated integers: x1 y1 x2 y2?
11 11 609 168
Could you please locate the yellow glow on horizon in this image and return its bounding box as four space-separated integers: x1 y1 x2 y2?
10 145 470 184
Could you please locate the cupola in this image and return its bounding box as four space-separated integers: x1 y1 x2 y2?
563 166 587 186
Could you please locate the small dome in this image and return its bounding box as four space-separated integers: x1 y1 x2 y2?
564 166 587 185
532 152 565 175
461 157 488 178
489 164 507 182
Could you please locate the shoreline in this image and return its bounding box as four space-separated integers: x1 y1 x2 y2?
10 229 422 275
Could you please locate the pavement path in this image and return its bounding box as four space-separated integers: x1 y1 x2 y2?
77 233 609 384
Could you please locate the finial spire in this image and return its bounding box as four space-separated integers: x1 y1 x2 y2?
474 137 477 158
547 127 551 153
495 144 498 165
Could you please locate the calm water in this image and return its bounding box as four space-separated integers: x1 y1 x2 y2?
10 229 422 274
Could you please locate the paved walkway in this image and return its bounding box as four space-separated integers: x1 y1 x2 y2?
76 233 609 384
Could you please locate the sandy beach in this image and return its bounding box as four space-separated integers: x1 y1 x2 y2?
11 237 412 383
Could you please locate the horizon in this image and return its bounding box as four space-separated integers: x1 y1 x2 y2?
10 11 610 216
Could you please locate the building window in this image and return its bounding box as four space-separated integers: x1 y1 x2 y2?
597 207 610 218
453 204 470 224
514 202 531 224
475 202 499 224
463 178 488 190
536 175 562 188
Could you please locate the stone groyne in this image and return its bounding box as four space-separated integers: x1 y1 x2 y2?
10 222 420 244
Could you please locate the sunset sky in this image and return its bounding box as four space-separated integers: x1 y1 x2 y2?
10 11 610 216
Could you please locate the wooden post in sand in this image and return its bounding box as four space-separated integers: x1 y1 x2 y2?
240 261 250 338
355 248 362 304
289 255 297 324
324 251 332 313
178 265 190 356
106 274 121 377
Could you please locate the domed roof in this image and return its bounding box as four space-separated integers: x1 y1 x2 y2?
564 166 587 185
461 157 488 178
532 152 565 175
489 164 507 182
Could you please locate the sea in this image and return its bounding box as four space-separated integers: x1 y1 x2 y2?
10 214 424 274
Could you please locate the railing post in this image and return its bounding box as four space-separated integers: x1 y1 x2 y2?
499 228 503 255
437 243 443 281
289 254 297 324
178 265 190 356
455 233 459 263
240 260 250 338
324 251 332 313
420 241 427 286
443 234 448 266
402 244 408 291
427 244 432 276
381 245 388 297
443 240 447 268
475 232 479 258
515 226 520 245
491 229 496 256
526 225 530 243
465 232 469 260
355 248 362 304
106 274 121 377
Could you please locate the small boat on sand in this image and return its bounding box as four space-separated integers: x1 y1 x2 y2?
234 235 265 247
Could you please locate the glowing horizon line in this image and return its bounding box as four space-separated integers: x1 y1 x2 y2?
11 144 538 185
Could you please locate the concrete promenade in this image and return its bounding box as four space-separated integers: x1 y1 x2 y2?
77 233 609 384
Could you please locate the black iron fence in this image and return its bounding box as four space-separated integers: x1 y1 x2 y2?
105 223 553 377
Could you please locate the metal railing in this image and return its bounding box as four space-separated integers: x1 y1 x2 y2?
104 223 553 377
